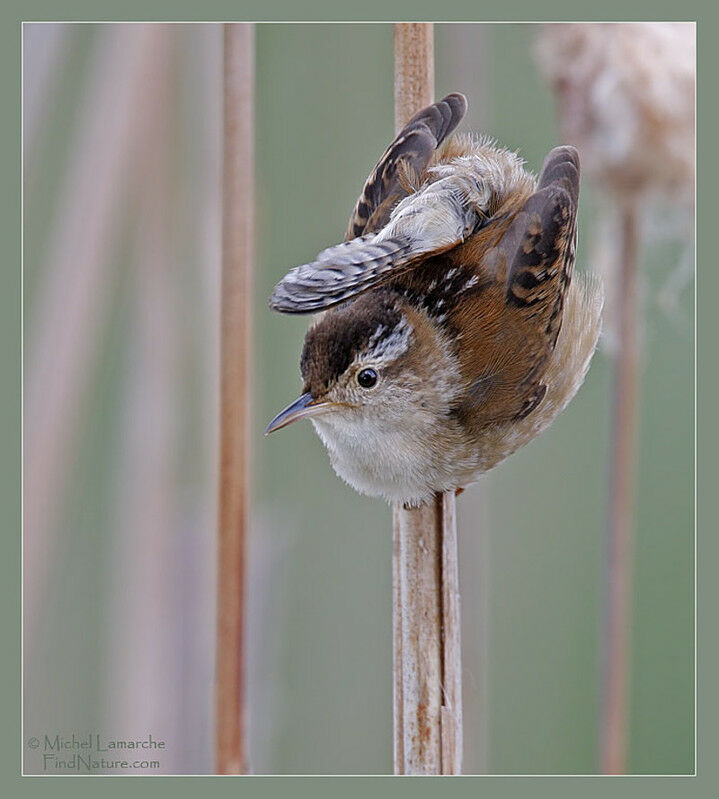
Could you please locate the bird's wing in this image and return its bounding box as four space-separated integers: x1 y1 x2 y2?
269 172 483 313
487 145 580 351
454 146 580 426
269 96 485 314
346 92 467 240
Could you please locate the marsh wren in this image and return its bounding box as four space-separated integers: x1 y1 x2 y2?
266 93 602 506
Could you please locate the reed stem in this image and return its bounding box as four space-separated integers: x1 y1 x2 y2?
392 22 463 775
215 22 254 775
600 202 641 774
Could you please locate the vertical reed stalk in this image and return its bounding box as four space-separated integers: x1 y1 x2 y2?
24 25 159 644
601 203 641 774
215 22 254 775
392 22 463 776
108 27 183 771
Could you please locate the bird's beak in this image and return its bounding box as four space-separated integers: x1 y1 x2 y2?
265 392 335 435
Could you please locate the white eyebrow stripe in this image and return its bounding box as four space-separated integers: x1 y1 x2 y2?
367 324 387 347
365 317 413 362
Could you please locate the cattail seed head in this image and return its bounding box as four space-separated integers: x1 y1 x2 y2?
536 22 695 205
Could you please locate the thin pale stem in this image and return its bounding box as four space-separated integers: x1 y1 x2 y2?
601 202 641 774
393 499 444 775
24 25 162 646
392 22 463 776
440 494 463 774
393 23 434 133
215 22 255 775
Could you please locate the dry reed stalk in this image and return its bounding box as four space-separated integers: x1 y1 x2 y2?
106 28 185 771
537 23 695 773
392 22 463 776
215 22 254 775
601 204 641 774
24 25 162 643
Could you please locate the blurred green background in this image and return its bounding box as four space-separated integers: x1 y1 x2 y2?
23 23 693 774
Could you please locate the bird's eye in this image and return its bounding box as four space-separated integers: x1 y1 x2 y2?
357 368 378 388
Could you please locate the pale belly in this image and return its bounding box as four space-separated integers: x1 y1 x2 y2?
304 275 603 506
311 414 475 506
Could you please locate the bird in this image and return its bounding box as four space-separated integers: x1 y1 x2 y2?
266 93 603 507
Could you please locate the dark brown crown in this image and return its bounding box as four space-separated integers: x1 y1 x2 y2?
300 290 404 398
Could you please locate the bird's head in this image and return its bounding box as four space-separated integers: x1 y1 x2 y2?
265 289 461 438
